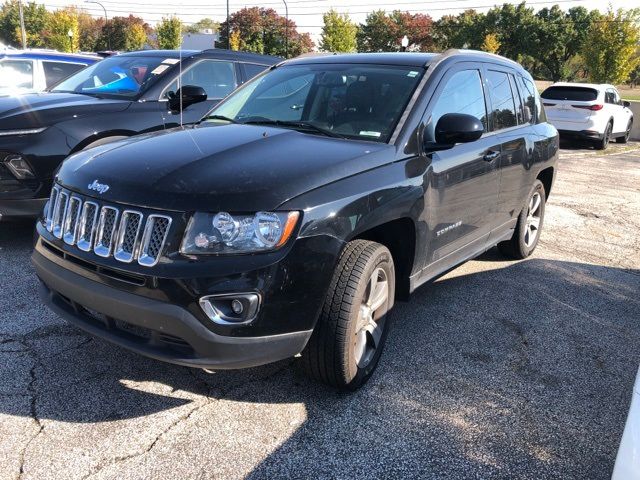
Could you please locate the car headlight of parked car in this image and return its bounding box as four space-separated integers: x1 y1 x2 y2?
180 211 300 254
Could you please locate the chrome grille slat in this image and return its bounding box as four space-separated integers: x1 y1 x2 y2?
77 201 98 252
94 206 119 257
138 215 172 267
114 210 143 263
63 196 82 245
52 191 68 239
44 185 171 267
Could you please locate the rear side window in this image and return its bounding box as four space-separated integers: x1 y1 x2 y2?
427 69 487 141
243 63 268 80
0 59 34 89
541 86 598 102
43 61 86 88
486 70 517 130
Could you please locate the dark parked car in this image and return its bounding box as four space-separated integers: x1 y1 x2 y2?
0 49 280 220
32 51 558 390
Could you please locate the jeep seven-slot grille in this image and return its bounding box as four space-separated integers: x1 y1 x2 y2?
45 185 172 267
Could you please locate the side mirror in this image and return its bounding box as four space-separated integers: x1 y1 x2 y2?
623 100 631 108
424 113 484 152
168 85 207 111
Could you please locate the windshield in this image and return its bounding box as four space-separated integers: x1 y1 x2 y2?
207 63 425 142
51 55 177 98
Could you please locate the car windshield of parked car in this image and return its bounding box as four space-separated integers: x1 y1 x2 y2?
206 63 425 142
541 86 599 102
51 55 176 98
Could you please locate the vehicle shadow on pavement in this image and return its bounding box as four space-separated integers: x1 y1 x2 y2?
1 223 639 478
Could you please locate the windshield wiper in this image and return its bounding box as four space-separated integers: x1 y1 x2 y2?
242 119 345 139
204 114 238 124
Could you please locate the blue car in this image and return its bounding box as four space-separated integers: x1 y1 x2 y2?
0 50 101 95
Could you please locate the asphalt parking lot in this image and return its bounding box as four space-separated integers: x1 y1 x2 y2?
1 142 639 480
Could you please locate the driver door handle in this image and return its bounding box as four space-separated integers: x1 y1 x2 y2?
483 150 500 162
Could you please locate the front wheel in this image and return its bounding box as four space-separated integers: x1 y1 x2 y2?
301 240 395 390
498 179 546 259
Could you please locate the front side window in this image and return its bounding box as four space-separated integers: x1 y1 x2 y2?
486 70 517 131
0 59 34 89
426 69 487 142
43 61 87 88
51 55 177 99
208 63 425 143
165 60 236 100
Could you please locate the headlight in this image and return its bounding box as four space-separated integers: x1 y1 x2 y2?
0 127 46 137
180 211 300 255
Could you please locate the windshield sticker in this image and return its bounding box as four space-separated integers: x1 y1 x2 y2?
359 131 381 138
408 71 419 77
151 65 170 75
162 58 180 65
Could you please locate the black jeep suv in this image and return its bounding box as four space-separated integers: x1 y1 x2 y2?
0 49 279 220
32 51 558 390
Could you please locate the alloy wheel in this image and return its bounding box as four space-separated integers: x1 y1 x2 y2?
354 267 389 369
524 191 542 248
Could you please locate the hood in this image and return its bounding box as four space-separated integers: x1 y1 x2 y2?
56 124 393 212
0 92 130 130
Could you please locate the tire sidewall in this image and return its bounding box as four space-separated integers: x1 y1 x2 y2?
343 246 395 389
515 180 546 258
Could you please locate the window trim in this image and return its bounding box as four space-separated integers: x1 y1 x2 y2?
158 58 238 102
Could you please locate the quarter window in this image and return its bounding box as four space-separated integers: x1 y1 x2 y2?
486 70 517 131
522 77 545 123
165 60 236 100
427 69 487 141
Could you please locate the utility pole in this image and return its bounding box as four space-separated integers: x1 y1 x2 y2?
18 0 27 49
283 0 288 58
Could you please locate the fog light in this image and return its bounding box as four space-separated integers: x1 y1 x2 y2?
199 293 260 325
5 154 34 179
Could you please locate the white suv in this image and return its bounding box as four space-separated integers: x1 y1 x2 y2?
541 83 633 149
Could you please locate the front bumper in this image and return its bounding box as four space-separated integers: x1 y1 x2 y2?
0 197 47 220
32 249 313 369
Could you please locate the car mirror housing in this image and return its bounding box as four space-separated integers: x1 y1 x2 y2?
423 113 484 153
169 85 208 111
623 100 631 108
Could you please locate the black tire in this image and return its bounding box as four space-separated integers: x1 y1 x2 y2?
596 121 612 150
498 180 546 260
301 240 395 390
617 120 632 144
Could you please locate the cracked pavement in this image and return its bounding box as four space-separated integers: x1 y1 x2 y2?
1 142 639 480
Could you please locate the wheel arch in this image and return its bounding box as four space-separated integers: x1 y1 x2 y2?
537 166 554 200
353 217 416 301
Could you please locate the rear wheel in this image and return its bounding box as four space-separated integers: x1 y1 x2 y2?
596 121 612 150
301 240 395 390
617 120 632 144
498 180 546 259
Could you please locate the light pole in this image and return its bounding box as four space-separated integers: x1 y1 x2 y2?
282 0 288 58
84 0 109 49
401 35 409 52
67 29 73 52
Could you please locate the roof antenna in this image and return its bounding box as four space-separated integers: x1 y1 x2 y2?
179 19 183 128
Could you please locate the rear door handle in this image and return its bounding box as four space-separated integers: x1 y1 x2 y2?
483 150 500 162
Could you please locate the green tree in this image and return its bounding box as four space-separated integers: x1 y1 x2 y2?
77 10 103 52
433 10 487 50
156 16 182 50
95 15 150 51
320 9 357 52
389 11 434 51
0 0 49 47
219 7 313 58
184 18 219 34
357 10 398 52
43 8 79 52
582 8 640 84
